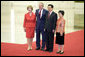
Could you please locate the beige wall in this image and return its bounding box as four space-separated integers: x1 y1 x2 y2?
1 1 84 44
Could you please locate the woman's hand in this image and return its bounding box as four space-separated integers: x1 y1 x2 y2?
24 28 26 32
60 32 63 36
52 29 55 33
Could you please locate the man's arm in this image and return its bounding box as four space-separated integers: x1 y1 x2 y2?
44 11 48 31
52 13 58 32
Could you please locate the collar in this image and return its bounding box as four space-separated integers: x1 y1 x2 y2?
49 11 53 15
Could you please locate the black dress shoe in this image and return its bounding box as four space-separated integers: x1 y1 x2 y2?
56 50 61 54
41 48 45 51
36 48 40 50
49 50 53 52
44 49 49 51
60 51 64 54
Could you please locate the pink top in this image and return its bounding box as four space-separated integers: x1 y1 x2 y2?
56 18 65 33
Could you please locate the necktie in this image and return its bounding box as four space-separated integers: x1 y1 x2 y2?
39 10 41 18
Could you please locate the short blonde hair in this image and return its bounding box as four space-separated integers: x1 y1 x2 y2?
27 5 33 10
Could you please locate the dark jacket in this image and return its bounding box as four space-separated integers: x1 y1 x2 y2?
36 9 48 30
44 11 58 32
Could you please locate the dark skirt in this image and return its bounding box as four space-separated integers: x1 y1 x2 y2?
56 32 65 45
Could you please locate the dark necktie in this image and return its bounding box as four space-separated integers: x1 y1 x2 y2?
39 10 41 18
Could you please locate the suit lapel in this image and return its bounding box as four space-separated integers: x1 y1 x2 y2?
50 11 53 18
38 9 40 14
41 9 45 18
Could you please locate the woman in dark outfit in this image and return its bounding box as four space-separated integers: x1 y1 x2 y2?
56 10 65 54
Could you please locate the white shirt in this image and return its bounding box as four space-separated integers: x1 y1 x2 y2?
39 9 43 18
49 11 53 16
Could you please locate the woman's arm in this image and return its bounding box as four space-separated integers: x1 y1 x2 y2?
23 14 27 32
34 15 36 29
63 20 65 33
53 14 57 31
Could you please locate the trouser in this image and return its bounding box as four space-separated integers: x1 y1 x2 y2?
45 29 54 51
36 28 46 49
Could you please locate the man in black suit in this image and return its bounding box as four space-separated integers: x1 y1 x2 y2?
44 4 57 52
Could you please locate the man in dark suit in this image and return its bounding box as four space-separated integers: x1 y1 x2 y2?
44 4 58 52
35 2 48 51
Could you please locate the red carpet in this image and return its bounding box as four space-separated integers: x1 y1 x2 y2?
1 30 84 56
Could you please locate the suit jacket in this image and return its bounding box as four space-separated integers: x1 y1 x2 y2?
44 11 58 32
23 12 36 28
36 9 48 30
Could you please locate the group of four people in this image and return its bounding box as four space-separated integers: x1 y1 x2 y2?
23 2 65 54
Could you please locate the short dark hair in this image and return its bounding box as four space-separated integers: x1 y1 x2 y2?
48 4 54 8
58 10 65 16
